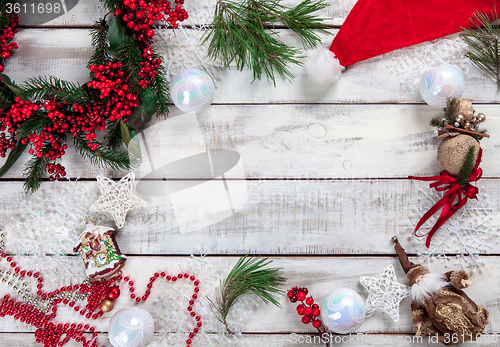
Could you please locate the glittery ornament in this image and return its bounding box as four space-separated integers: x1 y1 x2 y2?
170 68 215 113
437 134 480 176
109 307 154 347
419 64 464 109
320 288 366 334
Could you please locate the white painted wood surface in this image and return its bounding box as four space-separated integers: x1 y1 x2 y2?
1 0 499 346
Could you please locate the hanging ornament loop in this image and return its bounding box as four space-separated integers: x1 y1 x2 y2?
409 149 483 247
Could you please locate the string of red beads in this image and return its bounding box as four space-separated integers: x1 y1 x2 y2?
0 250 202 347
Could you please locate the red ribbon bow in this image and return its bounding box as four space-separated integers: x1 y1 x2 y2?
408 148 483 248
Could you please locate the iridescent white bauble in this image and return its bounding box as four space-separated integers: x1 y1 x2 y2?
419 64 465 109
320 288 366 334
108 307 154 347
170 68 215 113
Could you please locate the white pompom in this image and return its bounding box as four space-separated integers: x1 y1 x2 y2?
304 46 344 85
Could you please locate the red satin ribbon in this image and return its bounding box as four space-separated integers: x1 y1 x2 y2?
409 148 483 248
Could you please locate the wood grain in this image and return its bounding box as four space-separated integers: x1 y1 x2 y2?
0 179 499 255
0 256 497 335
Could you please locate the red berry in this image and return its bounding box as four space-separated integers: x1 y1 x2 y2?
303 307 313 316
305 297 314 305
312 320 322 328
296 292 306 301
287 291 293 298
301 316 310 324
312 308 321 317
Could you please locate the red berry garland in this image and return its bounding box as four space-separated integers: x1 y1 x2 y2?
288 286 327 333
0 13 18 73
0 247 202 347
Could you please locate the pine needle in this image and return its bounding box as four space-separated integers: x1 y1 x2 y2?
74 134 140 171
152 56 170 116
208 255 286 334
461 8 500 83
23 147 50 194
88 19 113 72
202 0 329 85
117 37 142 91
457 146 477 187
21 76 93 105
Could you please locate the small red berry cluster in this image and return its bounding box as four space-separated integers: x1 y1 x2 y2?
0 97 39 157
0 13 19 73
287 287 326 333
0 250 202 347
124 272 202 346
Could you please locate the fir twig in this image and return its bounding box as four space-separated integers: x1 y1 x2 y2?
208 255 286 334
21 76 93 105
88 19 113 72
0 83 15 111
104 121 124 151
117 37 142 91
461 8 500 83
74 134 140 171
97 0 122 12
203 0 329 85
457 146 477 187
17 111 52 138
152 55 170 116
23 147 50 194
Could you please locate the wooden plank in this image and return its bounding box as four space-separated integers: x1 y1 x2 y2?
0 256 497 335
21 0 351 27
0 179 499 255
4 29 499 104
6 332 500 347
0 103 498 179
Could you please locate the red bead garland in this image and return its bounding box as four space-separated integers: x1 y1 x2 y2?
0 251 202 347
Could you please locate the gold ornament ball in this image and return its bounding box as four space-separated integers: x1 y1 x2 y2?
476 113 486 123
101 299 114 312
437 134 480 177
455 114 464 123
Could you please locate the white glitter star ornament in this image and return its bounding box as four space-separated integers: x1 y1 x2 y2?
90 173 146 229
359 264 410 322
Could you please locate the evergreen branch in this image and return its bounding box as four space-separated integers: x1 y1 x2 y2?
88 19 113 71
0 12 11 32
152 56 170 116
462 8 500 83
203 0 327 84
23 147 50 194
21 76 92 105
74 134 140 171
208 255 286 334
17 111 51 138
0 83 14 111
117 37 142 91
429 118 446 129
104 121 124 151
457 146 477 187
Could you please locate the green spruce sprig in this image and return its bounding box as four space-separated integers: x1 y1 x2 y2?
74 134 140 171
104 121 124 151
203 0 329 85
457 146 477 187
88 19 113 73
23 146 51 194
21 76 94 105
209 255 286 334
152 55 170 116
462 8 500 84
117 37 143 91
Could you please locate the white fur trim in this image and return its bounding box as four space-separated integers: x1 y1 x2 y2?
411 273 449 305
304 46 344 85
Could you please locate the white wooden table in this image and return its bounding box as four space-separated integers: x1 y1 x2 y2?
1 0 499 346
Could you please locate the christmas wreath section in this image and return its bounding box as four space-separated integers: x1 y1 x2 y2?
0 0 189 193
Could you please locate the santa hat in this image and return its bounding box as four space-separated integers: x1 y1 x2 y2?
392 236 429 284
305 0 498 85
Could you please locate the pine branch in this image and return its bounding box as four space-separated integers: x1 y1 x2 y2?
462 9 500 83
429 118 446 129
0 83 14 111
74 134 140 171
0 12 11 32
208 255 286 333
23 147 50 194
203 0 328 85
457 146 477 187
17 111 52 138
152 55 170 116
104 121 124 151
21 76 93 105
117 37 142 91
88 19 113 72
